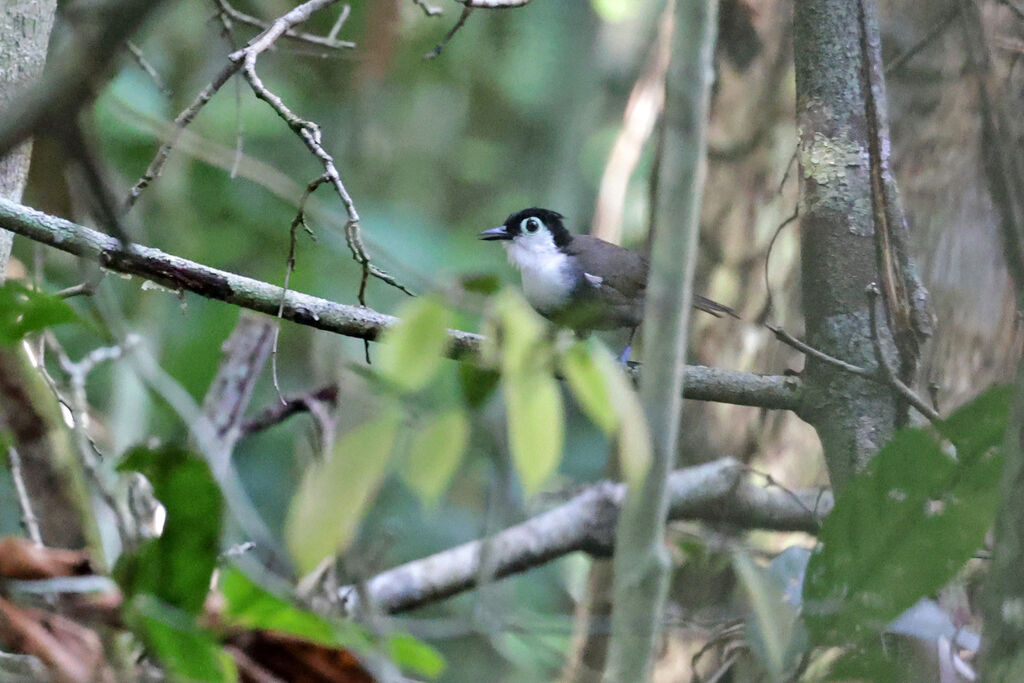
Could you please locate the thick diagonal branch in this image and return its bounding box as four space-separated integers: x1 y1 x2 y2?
342 458 830 614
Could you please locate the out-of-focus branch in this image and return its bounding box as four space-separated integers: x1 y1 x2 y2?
0 197 806 413
341 458 830 614
0 0 169 158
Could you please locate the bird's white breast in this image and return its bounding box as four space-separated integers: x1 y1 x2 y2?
504 237 575 314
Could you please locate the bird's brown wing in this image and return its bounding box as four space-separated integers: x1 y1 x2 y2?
564 236 648 329
566 235 740 320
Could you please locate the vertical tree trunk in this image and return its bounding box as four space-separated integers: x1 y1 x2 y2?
0 0 58 280
604 1 718 680
793 0 917 490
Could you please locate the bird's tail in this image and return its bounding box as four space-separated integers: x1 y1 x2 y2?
693 294 740 319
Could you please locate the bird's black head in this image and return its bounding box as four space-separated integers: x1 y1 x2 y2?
478 208 573 248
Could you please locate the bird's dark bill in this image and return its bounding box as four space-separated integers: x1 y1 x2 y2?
478 226 512 241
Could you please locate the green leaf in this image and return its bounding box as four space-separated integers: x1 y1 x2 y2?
116 444 222 615
285 407 403 574
803 387 1009 646
0 282 77 346
220 568 374 651
734 552 808 681
128 595 235 682
402 408 470 505
592 350 651 485
458 362 501 409
387 633 446 679
561 340 618 434
826 643 912 683
494 289 547 376
504 372 563 496
460 273 501 295
377 295 451 393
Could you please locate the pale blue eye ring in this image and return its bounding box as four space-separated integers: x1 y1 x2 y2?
521 217 541 233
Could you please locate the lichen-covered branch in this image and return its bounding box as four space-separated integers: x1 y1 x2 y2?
341 458 830 614
0 197 804 412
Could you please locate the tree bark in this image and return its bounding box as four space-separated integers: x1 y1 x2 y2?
0 0 58 280
793 0 921 490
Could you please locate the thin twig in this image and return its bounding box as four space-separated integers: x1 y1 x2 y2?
457 0 532 7
866 283 942 423
214 0 355 49
413 0 444 16
761 205 799 321
240 385 338 435
230 0 414 301
7 446 43 545
766 324 875 378
273 175 326 403
424 6 474 59
884 5 962 76
126 41 172 97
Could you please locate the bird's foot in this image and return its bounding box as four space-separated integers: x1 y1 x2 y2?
617 345 632 364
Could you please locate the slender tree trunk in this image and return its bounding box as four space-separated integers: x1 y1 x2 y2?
793 0 924 491
0 0 58 281
604 1 718 680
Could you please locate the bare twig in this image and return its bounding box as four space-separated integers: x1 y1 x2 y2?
229 0 413 301
341 458 831 614
457 0 532 7
126 0 354 210
273 176 326 403
0 196 805 412
126 41 172 97
413 0 444 16
214 0 355 49
425 6 474 59
884 5 962 76
766 324 875 378
761 205 799 320
6 446 43 545
240 385 338 435
866 284 942 423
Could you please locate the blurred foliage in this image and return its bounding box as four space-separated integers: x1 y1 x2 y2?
7 0 1015 679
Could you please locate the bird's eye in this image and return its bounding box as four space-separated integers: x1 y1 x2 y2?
522 217 542 233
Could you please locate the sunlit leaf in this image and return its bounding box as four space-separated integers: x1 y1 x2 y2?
505 372 563 496
592 350 651 484
117 444 222 615
0 282 77 346
388 633 446 679
377 295 451 393
734 552 808 681
402 408 470 506
128 594 235 682
561 340 618 435
803 386 1009 646
285 407 403 575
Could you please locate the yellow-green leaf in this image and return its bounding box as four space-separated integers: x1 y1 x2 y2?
377 295 451 393
504 373 563 496
402 409 471 506
591 351 651 484
285 407 403 575
495 289 547 375
561 340 618 434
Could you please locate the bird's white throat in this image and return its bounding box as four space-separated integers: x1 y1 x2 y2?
503 233 575 314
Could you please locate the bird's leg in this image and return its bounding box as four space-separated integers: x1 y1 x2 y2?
617 327 637 364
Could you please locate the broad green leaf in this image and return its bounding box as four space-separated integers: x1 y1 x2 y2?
495 289 547 375
827 644 912 683
561 340 618 434
128 595 235 682
286 407 403 574
504 372 563 496
734 552 808 681
387 633 446 679
592 350 651 484
116 445 222 615
803 387 1009 645
402 408 470 505
460 273 501 295
221 568 374 651
377 295 451 393
0 282 77 346
458 362 501 409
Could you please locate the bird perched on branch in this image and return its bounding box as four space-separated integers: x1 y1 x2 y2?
479 207 737 360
